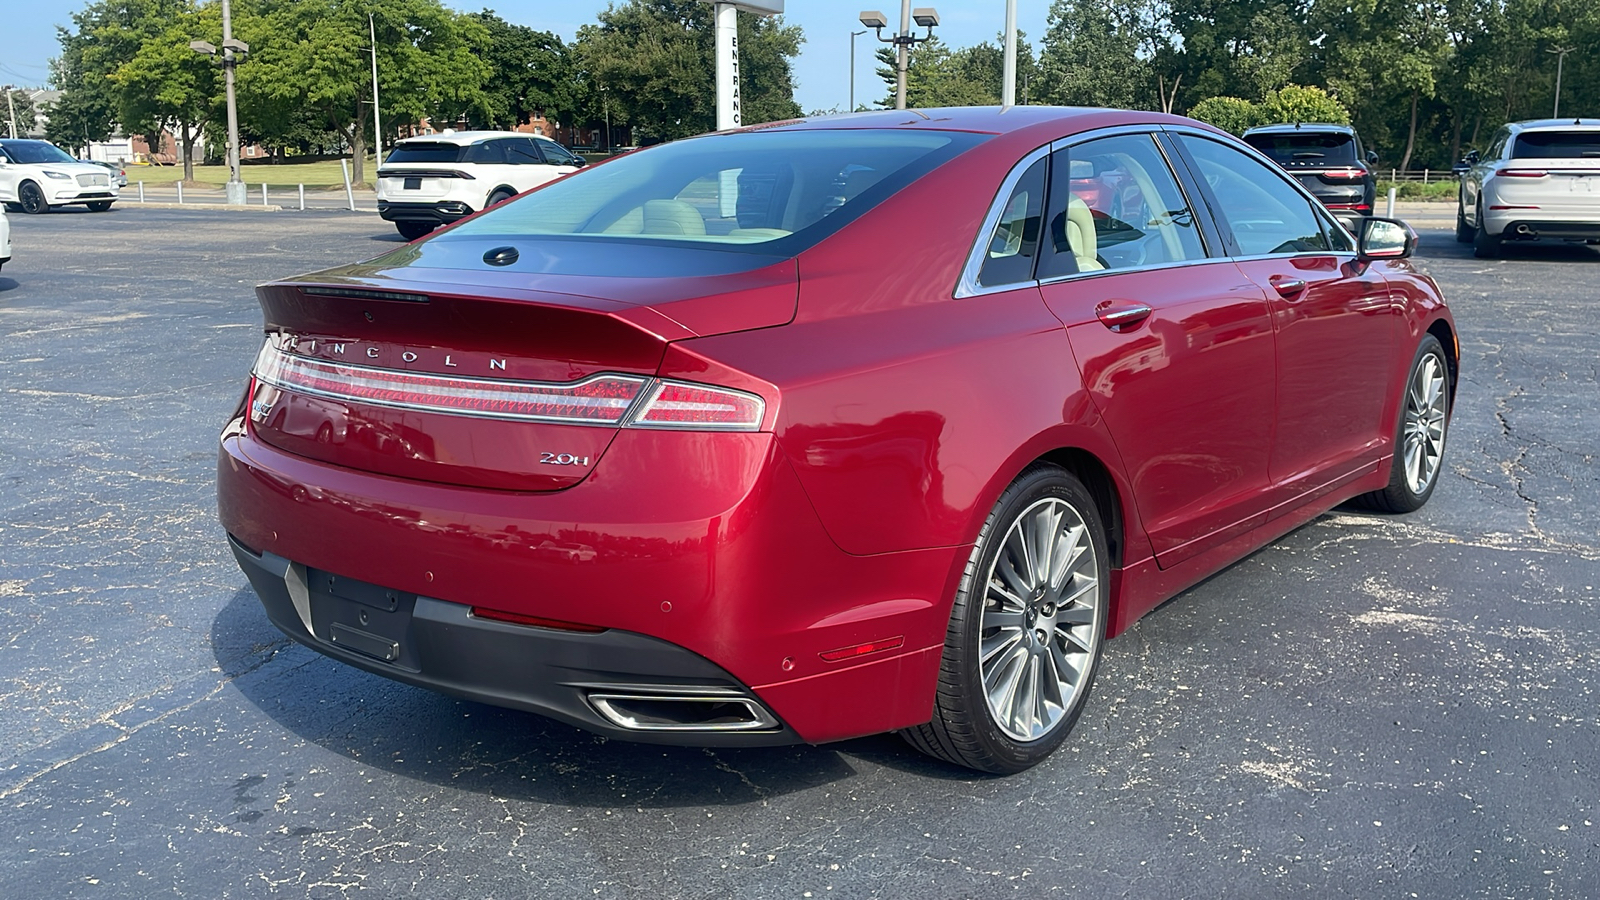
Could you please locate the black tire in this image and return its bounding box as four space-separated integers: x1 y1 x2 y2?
1455 197 1473 243
902 463 1110 774
18 182 48 214
1350 335 1450 513
87 201 114 212
486 189 515 207
1473 202 1500 258
396 221 434 240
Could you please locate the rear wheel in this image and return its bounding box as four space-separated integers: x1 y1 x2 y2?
902 464 1109 774
1352 335 1450 513
18 182 47 214
1473 202 1500 258
396 221 434 240
1455 197 1473 243
487 189 515 207
87 201 113 212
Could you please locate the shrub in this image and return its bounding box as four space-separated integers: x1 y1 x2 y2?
1188 96 1262 135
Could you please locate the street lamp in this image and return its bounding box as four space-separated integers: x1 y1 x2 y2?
188 0 248 205
365 15 382 165
1548 46 1575 118
860 5 939 110
850 29 867 111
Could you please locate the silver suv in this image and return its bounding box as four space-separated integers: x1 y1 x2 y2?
376 131 586 240
1456 119 1600 258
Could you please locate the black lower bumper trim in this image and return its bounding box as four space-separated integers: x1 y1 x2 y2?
377 201 472 224
228 535 797 746
1500 221 1600 241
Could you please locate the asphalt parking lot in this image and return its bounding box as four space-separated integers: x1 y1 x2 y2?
1 206 1596 898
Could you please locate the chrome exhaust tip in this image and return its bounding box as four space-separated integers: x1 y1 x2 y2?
1516 224 1534 236
587 685 781 733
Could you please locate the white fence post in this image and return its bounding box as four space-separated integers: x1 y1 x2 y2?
1386 187 1397 219
262 183 268 207
137 181 144 203
176 182 183 204
341 159 355 211
298 183 305 211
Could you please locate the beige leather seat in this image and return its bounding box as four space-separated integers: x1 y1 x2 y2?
602 199 707 236
1065 195 1104 272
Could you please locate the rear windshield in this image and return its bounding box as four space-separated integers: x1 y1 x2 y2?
1512 131 1600 159
440 129 986 253
383 142 465 164
0 140 77 164
1243 132 1357 164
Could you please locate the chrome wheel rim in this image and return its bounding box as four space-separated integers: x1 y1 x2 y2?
1403 351 1448 495
979 497 1102 742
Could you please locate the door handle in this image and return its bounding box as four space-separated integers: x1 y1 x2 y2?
1095 300 1153 331
1272 278 1308 297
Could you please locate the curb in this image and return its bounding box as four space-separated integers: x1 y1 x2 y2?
124 202 382 214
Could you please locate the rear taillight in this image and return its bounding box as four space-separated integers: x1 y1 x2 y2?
628 381 765 431
252 341 765 431
1496 168 1549 177
1321 168 1365 180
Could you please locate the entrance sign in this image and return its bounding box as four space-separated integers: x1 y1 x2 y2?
699 1 784 131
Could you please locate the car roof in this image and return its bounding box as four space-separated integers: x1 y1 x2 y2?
1242 123 1357 137
395 130 560 146
727 106 1211 139
1507 118 1600 133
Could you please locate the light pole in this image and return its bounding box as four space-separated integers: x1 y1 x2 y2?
860 6 939 111
1548 45 1575 118
366 14 382 165
850 29 867 111
189 0 248 205
1002 0 1017 107
3 85 17 139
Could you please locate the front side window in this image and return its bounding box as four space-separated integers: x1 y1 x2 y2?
444 129 985 250
0 140 77 165
505 138 544 165
1039 133 1206 279
1178 135 1333 257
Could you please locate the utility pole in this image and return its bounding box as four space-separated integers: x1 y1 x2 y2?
3 86 16 139
1548 46 1574 118
861 6 939 111
368 14 383 164
190 0 249 204
850 29 867 112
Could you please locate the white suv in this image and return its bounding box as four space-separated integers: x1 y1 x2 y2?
0 205 11 272
1457 118 1600 258
0 139 120 214
375 131 586 239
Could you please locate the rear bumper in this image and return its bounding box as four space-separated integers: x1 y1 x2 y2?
377 200 474 224
230 535 800 746
217 420 956 744
1492 219 1600 241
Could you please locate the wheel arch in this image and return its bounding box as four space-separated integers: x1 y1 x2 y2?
17 178 48 210
486 184 518 206
1425 316 1459 406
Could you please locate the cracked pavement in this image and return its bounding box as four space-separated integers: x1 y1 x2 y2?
0 209 1596 898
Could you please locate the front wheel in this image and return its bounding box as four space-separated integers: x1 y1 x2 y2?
902 464 1109 774
87 201 113 212
18 182 48 214
1353 335 1450 513
1455 197 1473 243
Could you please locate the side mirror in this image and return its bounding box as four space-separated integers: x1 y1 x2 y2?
1357 217 1415 261
1366 150 1379 164
1466 149 1480 164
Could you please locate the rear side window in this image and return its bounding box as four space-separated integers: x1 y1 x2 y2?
1178 135 1334 256
1243 132 1357 165
383 142 464 164
445 129 986 251
1512 131 1600 159
977 156 1047 288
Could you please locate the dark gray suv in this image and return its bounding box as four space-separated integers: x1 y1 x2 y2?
1243 123 1379 216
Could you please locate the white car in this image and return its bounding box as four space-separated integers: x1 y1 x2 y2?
375 131 587 239
1457 118 1600 258
0 206 10 272
0 139 120 214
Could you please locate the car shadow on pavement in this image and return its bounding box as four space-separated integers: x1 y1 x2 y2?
0 277 17 293
209 584 941 806
1418 230 1600 263
369 232 408 243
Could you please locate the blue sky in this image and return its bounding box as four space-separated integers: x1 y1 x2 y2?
0 1 1053 114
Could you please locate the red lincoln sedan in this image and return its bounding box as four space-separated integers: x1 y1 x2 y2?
218 107 1455 774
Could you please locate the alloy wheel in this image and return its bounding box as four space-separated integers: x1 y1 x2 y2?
1402 351 1448 495
19 183 47 214
978 497 1102 742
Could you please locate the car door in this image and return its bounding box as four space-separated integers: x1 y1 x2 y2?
1464 128 1510 225
1171 132 1398 509
523 139 580 191
1036 131 1280 568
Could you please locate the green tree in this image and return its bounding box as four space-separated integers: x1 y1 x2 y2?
4 89 36 139
238 0 492 185
1258 84 1349 125
110 2 221 181
874 37 1001 108
469 10 576 130
574 0 802 142
46 0 183 155
1037 0 1155 109
1188 96 1261 134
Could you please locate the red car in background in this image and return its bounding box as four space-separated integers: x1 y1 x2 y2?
218 107 1455 773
